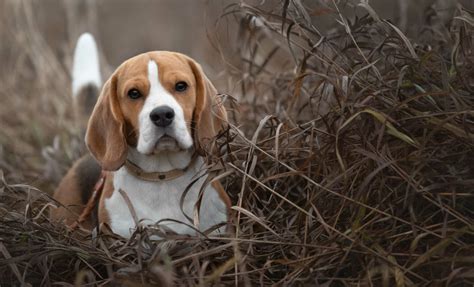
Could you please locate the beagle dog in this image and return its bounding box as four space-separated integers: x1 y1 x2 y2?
51 41 230 238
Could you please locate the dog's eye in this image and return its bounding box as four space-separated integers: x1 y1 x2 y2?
175 81 188 92
127 89 142 99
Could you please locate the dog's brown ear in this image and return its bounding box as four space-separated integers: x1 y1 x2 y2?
187 58 227 156
85 74 127 171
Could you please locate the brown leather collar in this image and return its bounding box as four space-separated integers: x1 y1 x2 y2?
124 153 199 182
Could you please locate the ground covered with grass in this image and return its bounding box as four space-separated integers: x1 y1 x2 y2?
1 1 473 286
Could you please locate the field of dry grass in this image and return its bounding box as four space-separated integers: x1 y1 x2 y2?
1 0 473 286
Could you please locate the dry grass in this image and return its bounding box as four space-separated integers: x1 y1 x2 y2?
1 1 474 286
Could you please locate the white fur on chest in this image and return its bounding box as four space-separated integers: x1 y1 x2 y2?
104 159 227 238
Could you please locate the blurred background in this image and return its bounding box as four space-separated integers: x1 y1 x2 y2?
0 1 473 285
0 0 472 187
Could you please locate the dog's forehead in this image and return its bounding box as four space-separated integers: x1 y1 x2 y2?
150 52 191 73
117 52 192 79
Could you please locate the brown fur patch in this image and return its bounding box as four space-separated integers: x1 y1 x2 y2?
51 155 101 229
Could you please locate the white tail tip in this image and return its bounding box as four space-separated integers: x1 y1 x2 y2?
72 33 102 97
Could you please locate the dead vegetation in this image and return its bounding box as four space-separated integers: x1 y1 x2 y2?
1 0 474 286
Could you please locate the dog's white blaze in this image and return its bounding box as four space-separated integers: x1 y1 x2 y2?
105 157 228 238
136 60 193 155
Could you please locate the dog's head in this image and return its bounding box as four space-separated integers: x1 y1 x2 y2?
85 51 227 171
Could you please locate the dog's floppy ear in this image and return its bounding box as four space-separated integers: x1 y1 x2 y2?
187 58 227 156
85 74 127 171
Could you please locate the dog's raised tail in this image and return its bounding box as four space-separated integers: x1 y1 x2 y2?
72 33 102 134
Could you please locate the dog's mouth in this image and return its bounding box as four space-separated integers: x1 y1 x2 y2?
153 135 180 152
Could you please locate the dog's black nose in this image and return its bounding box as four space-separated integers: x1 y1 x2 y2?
150 106 175 127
